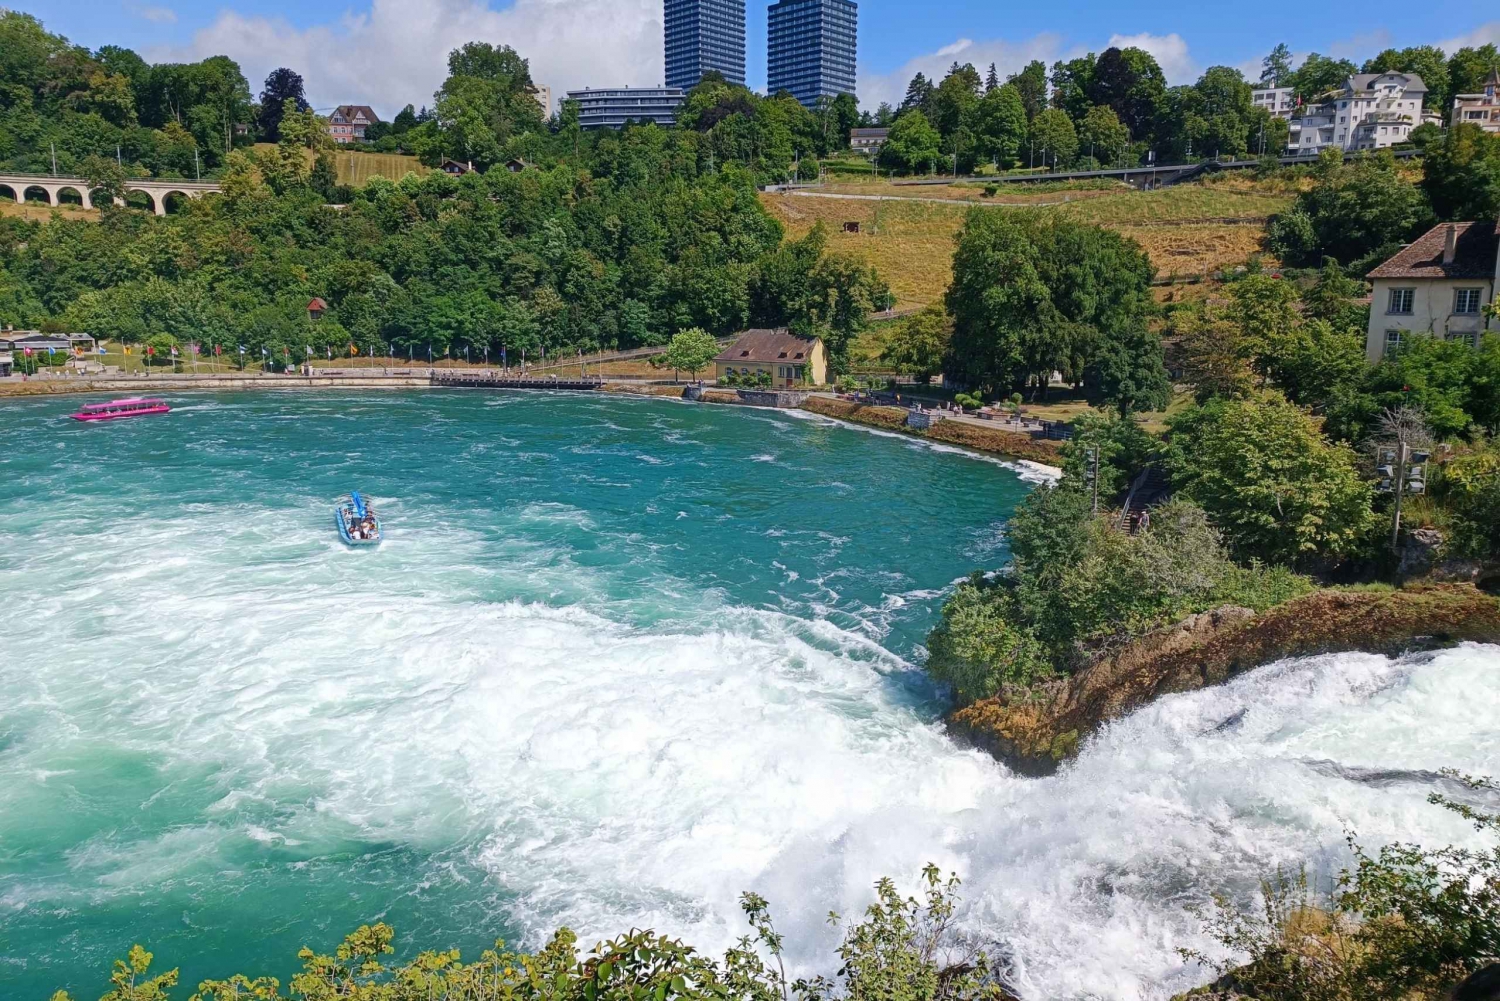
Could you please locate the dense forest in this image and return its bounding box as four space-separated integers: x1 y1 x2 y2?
0 12 890 369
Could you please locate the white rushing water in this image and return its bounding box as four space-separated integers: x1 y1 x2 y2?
2 393 1496 999
7 533 1496 998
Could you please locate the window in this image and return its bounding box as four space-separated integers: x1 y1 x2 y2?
1455 288 1483 314
1384 329 1403 353
1387 288 1414 314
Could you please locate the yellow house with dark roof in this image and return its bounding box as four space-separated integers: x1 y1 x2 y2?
714 328 827 387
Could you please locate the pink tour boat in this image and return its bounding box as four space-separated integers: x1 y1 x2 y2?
70 398 172 422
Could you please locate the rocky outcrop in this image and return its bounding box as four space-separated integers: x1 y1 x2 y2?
948 584 1500 776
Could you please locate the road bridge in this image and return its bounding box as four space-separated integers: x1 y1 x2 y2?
0 172 222 215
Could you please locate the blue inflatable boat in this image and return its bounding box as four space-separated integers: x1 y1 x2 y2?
336 491 382 546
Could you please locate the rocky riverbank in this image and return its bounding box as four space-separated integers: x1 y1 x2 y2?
798 396 1066 464
948 584 1500 776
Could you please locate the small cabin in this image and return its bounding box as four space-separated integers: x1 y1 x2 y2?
440 159 474 176
308 297 328 320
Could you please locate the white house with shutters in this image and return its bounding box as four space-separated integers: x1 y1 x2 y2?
1365 219 1500 362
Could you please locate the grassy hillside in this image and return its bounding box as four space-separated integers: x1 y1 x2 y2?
760 175 1296 308
253 145 429 186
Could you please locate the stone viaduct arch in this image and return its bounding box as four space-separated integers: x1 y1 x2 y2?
0 173 222 215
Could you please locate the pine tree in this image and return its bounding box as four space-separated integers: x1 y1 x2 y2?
986 63 1000 94
900 73 934 116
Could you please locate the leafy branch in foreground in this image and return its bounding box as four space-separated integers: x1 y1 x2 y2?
51 868 1009 1001
1186 772 1500 1001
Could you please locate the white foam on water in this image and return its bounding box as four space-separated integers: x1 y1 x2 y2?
1 496 1495 999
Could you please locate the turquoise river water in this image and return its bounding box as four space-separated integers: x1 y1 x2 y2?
1 390 1495 1000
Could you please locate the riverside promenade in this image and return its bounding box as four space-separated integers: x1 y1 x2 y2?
0 368 642 398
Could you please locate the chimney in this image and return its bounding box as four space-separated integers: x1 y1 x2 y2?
1443 224 1458 265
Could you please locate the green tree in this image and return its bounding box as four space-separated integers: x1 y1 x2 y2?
898 72 934 117
1269 149 1435 268
880 109 941 173
1050 55 1097 121
1028 107 1078 167
1165 392 1376 564
100 945 177 1001
881 304 949 383
1007 59 1049 122
1287 52 1359 103
79 153 127 203
1446 44 1500 103
1076 104 1130 166
1362 45 1450 111
1261 43 1294 86
658 326 720 381
1087 47 1167 140
1439 444 1500 559
971 84 1027 168
1420 122 1500 222
925 575 1050 700
929 62 982 143
1084 326 1171 415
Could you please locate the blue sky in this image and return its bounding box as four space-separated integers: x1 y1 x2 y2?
19 0 1500 116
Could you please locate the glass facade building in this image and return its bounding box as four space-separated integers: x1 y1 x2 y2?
566 87 687 129
766 0 857 108
664 0 747 90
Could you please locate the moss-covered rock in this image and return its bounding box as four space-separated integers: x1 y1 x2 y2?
948 584 1500 776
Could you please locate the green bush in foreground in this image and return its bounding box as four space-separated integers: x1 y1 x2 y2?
1436 445 1500 561
1190 773 1500 1001
50 866 1005 1001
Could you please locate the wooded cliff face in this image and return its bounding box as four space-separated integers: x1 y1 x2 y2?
947 584 1500 776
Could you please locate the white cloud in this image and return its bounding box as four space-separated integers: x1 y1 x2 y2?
1105 32 1196 85
1439 21 1500 53
130 4 178 24
858 33 1073 111
145 0 662 119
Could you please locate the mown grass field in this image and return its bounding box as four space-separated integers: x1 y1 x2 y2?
253 145 429 186
760 175 1298 308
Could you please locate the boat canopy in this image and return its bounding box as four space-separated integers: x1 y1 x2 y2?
351 491 367 518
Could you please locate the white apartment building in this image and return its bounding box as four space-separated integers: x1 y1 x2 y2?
1288 71 1426 154
1251 86 1297 119
1365 219 1500 362
1451 67 1500 134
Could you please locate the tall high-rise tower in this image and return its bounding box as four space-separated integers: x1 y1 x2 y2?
766 0 857 108
664 0 747 91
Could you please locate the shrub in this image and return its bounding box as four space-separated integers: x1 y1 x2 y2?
1164 393 1376 565
925 574 1051 700
1437 445 1500 560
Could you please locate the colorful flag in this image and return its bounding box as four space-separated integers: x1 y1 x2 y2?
146 345 154 356
214 343 221 356
97 345 106 355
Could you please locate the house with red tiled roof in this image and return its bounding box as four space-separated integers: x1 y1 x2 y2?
1365 218 1500 360
714 328 827 387
327 105 380 144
